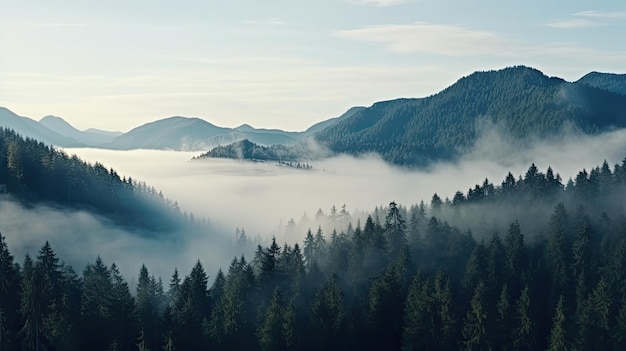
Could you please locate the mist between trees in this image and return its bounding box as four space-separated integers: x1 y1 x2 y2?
3 154 626 350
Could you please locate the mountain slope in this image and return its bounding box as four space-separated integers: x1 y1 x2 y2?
0 107 84 147
105 116 232 150
106 116 304 151
0 106 350 152
314 66 626 166
577 71 626 95
39 115 121 145
301 106 366 137
0 127 188 234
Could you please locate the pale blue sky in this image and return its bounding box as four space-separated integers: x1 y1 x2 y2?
1 0 625 132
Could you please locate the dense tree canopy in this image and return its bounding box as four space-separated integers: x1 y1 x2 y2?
0 128 193 234
4 155 626 349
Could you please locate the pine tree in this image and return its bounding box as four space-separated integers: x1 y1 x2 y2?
172 260 210 350
257 287 286 351
547 295 568 351
462 282 489 350
0 234 20 351
385 201 407 256
136 264 162 351
80 256 114 350
576 278 612 350
512 284 535 351
504 221 526 295
19 254 46 351
401 274 433 350
310 273 345 350
109 263 138 351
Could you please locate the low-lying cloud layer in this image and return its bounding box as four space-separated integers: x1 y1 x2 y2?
3 126 626 282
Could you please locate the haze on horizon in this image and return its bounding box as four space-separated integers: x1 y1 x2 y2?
2 1 626 132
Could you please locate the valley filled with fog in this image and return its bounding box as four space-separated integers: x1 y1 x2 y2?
4 127 626 282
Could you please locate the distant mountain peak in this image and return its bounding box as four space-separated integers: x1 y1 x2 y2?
40 114 64 122
235 123 255 131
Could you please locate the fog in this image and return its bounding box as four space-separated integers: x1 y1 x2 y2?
4 127 626 282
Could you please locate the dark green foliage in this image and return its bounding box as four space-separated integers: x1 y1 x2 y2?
136 265 166 351
547 296 569 351
4 156 626 349
195 139 308 163
512 284 535 350
80 257 138 351
0 128 189 234
0 234 20 351
257 287 286 351
196 66 626 167
315 66 626 166
462 282 490 350
309 273 345 350
577 71 626 95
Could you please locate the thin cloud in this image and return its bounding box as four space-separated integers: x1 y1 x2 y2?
334 22 521 56
547 10 626 29
546 19 598 29
574 10 626 20
334 22 626 61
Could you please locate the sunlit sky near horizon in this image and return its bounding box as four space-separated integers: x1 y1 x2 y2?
1 0 625 132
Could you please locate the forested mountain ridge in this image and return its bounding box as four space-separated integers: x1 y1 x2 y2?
577 71 626 95
313 65 626 166
0 128 189 234
3 154 626 350
194 139 320 163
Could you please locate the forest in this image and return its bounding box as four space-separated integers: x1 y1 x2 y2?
0 128 191 234
2 154 626 350
314 66 626 166
195 139 314 163
201 66 626 168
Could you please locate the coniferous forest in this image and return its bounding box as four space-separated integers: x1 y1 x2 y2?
3 146 626 350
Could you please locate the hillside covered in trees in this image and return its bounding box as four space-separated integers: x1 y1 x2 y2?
0 128 190 234
194 139 301 162
314 65 626 166
3 156 626 350
202 66 626 167
577 71 626 96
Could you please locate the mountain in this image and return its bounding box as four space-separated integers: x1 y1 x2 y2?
39 115 121 145
312 66 626 166
301 106 366 137
195 139 305 162
0 106 349 152
85 128 124 138
0 128 188 233
577 71 626 95
105 116 304 151
105 116 233 150
0 107 84 147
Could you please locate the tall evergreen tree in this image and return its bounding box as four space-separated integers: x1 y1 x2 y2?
257 287 286 351
0 234 20 351
385 201 407 256
547 295 569 351
462 282 489 350
512 284 535 351
310 273 345 351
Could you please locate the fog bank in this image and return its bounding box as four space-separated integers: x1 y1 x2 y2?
3 127 625 281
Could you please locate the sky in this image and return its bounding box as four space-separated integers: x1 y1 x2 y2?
1 0 625 132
